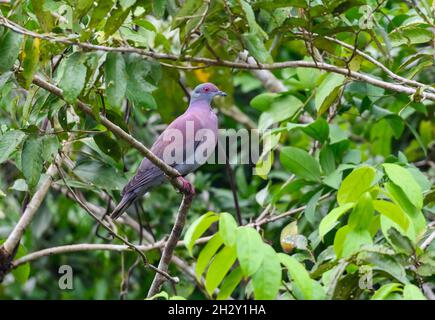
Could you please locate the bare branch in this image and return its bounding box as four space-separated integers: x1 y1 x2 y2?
147 192 194 297
2 163 57 254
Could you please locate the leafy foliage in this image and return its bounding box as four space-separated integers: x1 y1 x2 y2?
0 0 433 300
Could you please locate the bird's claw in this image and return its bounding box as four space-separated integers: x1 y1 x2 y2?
176 177 196 196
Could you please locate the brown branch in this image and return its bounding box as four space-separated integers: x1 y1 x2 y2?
2 16 435 100
0 151 65 280
293 31 435 93
147 192 194 297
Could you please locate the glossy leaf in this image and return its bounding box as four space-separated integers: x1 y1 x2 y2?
383 163 423 210
315 73 344 115
319 203 354 239
0 30 23 73
184 211 219 256
216 266 243 300
195 233 224 281
337 166 376 205
105 52 127 109
21 135 44 190
251 244 282 300
59 53 87 104
205 245 237 295
219 212 238 247
280 146 321 182
279 253 326 300
236 227 265 276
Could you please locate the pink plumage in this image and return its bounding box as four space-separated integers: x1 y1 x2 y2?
111 83 226 220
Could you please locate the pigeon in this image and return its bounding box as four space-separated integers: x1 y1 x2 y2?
111 83 226 220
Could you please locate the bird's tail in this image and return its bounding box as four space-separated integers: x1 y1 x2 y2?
111 192 137 220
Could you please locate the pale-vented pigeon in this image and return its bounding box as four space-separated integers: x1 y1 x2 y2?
111 83 226 220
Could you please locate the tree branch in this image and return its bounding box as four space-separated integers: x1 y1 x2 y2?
293 31 435 94
0 152 65 280
147 192 194 297
2 16 434 101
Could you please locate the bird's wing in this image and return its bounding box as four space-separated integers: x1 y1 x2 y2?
121 112 204 196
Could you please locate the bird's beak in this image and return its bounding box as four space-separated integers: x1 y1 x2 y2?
216 91 227 97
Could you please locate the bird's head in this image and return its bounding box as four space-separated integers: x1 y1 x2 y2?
190 83 227 104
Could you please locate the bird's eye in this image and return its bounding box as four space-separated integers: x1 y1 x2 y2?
204 87 209 92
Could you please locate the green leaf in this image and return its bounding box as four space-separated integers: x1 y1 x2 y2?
125 54 158 109
59 53 87 104
0 30 23 73
119 0 136 10
216 266 243 300
296 60 321 89
250 93 278 111
219 212 237 247
73 160 127 190
337 166 376 205
329 124 348 145
42 135 60 162
242 32 272 64
371 283 402 300
153 0 166 18
280 146 321 182
387 228 414 255
358 251 407 283
105 52 127 109
89 0 115 29
304 189 323 226
75 0 94 20
0 130 26 164
93 133 122 161
279 253 326 300
319 203 354 239
373 200 409 232
236 227 265 276
385 182 426 239
258 95 303 131
252 244 282 300
104 6 131 38
383 163 423 210
184 211 219 256
333 225 351 258
315 73 344 115
195 233 224 281
21 134 43 190
302 117 329 143
319 145 336 175
31 0 54 32
390 26 433 46
341 229 372 258
240 0 268 40
21 37 40 89
205 245 237 295
347 192 374 230
403 284 426 300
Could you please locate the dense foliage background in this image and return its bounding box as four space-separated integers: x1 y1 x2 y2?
0 0 434 300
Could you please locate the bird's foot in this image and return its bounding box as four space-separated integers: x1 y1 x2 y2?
176 176 196 196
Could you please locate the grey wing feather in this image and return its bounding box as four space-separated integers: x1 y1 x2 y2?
121 161 164 196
